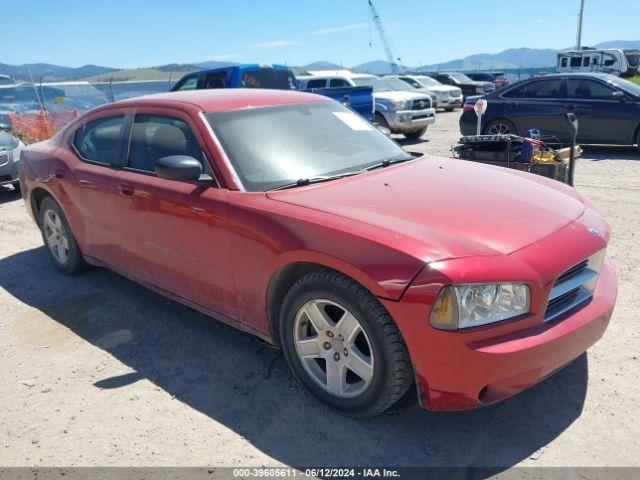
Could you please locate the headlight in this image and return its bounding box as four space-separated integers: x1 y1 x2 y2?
430 283 530 330
390 99 408 110
13 145 23 162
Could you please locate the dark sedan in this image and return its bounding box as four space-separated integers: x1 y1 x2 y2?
460 73 640 148
425 72 494 99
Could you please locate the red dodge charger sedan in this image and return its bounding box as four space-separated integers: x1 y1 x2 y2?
20 89 617 416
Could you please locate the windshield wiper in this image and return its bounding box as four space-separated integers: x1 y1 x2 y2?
269 171 361 191
364 155 415 171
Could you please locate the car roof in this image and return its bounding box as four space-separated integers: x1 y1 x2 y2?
102 88 332 113
519 72 618 80
306 70 375 79
182 63 291 77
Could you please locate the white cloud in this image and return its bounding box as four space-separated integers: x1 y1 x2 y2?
311 23 368 36
252 40 300 49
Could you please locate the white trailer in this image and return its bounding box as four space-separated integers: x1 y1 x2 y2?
557 48 640 77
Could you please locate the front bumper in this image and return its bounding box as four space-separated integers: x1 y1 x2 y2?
382 211 617 411
0 149 20 185
436 96 463 109
385 108 436 132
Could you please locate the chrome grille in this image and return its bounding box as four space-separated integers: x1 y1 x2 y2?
411 98 431 110
544 251 603 323
0 150 8 167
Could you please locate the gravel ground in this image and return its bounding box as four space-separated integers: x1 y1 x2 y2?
0 111 638 470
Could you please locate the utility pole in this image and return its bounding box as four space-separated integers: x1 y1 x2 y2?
576 0 585 49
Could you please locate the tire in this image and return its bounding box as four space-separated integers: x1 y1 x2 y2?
445 107 455 112
636 130 640 152
11 181 21 192
279 269 413 417
403 127 427 140
485 118 517 136
39 196 88 275
374 113 390 130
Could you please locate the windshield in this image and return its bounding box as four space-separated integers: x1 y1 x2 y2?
414 76 441 87
624 51 640 68
383 78 414 91
240 68 297 90
351 77 393 92
450 72 474 83
605 76 640 97
205 102 411 191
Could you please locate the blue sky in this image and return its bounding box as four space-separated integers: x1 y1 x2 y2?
3 0 639 68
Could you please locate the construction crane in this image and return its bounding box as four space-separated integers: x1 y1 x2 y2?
368 0 402 74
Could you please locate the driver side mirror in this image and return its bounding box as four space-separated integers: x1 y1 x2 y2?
611 90 626 101
155 155 214 186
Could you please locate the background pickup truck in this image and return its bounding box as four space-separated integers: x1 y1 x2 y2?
172 64 374 122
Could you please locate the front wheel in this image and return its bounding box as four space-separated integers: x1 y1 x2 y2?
279 269 413 417
403 127 427 140
445 107 455 112
39 197 88 275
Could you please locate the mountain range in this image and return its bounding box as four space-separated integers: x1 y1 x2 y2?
2 40 639 81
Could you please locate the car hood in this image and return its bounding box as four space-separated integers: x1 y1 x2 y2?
373 90 430 102
267 157 586 263
427 86 460 94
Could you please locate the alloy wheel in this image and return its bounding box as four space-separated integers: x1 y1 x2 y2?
293 299 374 398
487 122 512 135
43 209 69 264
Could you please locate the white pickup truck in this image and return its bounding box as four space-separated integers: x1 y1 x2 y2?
298 70 436 139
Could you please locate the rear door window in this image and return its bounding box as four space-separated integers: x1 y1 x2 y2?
504 79 563 99
204 72 227 89
128 115 205 174
567 79 615 99
329 78 349 87
74 115 125 166
307 79 327 88
240 68 297 90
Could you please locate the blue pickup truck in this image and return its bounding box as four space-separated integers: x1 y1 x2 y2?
171 64 374 122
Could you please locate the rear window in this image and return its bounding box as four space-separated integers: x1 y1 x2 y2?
240 68 297 90
74 116 125 165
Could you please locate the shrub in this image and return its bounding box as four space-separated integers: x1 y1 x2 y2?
8 109 80 145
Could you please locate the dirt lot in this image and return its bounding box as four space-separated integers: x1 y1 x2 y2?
0 111 639 470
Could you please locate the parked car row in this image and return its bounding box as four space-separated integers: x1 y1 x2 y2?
459 72 640 149
170 64 495 140
300 71 436 139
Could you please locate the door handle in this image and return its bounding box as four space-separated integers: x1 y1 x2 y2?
54 169 65 179
567 104 578 110
78 179 96 189
118 183 135 197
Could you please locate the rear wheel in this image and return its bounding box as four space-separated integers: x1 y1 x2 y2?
485 119 517 135
403 127 427 140
445 107 455 112
39 197 88 275
279 269 413 417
